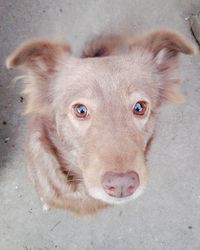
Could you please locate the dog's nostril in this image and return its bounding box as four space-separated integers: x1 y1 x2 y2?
107 186 115 192
101 171 140 198
127 185 134 192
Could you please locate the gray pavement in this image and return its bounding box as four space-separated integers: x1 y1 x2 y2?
0 1 200 249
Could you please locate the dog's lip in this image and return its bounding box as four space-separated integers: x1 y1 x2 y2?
86 185 145 204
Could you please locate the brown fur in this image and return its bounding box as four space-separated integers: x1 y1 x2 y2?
6 28 196 215
82 34 126 57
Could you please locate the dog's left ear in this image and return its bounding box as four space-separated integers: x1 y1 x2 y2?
130 29 196 71
129 29 197 103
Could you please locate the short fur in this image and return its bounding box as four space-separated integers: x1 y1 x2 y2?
6 29 196 215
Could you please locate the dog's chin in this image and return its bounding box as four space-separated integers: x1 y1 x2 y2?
87 186 146 205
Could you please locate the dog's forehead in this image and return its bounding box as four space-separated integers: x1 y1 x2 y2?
79 53 153 82
58 52 157 100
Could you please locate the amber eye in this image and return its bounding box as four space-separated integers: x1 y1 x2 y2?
73 104 88 119
133 101 147 116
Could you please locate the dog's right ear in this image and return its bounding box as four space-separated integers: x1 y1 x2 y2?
6 40 71 114
6 40 71 77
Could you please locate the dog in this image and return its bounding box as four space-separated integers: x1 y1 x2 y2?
6 29 196 215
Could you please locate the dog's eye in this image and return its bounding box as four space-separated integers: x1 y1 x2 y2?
133 101 147 116
73 104 88 119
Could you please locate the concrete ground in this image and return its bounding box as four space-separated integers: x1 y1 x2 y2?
0 0 200 249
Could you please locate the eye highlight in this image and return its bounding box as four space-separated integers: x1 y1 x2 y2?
73 104 88 119
132 101 148 116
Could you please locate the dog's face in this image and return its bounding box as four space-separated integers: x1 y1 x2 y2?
7 30 195 204
54 55 155 204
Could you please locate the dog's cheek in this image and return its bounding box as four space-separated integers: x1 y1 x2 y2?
82 165 103 195
133 113 155 140
67 113 92 135
133 116 149 132
140 115 156 153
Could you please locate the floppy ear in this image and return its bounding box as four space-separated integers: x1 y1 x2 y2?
129 29 197 103
129 29 196 71
6 40 71 113
6 40 70 77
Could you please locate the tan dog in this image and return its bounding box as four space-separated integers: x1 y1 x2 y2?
6 29 196 215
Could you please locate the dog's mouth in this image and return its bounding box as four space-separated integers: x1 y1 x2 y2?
87 184 146 204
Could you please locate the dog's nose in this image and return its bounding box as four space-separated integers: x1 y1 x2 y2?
101 171 140 198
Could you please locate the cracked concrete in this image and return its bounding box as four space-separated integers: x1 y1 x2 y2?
0 0 200 249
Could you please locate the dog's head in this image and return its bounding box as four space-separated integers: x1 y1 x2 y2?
6 29 196 204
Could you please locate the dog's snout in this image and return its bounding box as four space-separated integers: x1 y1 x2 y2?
101 171 140 198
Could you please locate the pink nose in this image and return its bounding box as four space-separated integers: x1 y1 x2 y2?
101 171 140 198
